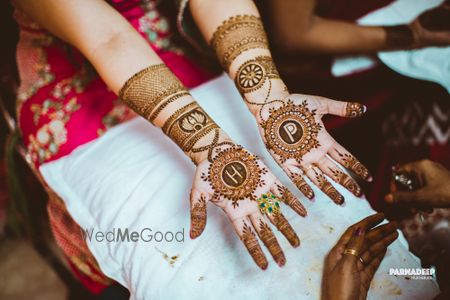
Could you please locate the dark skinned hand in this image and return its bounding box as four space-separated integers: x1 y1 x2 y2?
321 213 399 300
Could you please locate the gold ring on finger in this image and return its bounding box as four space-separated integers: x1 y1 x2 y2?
343 248 359 257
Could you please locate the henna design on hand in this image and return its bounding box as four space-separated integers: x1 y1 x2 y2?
241 221 268 270
328 168 362 197
262 100 322 163
345 102 366 118
203 146 267 207
190 195 207 239
210 15 269 70
313 169 344 205
276 184 307 216
291 174 315 199
336 150 371 181
270 211 300 247
258 220 285 266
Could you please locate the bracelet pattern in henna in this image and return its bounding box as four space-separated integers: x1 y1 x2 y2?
162 103 219 153
119 64 189 121
210 15 269 70
262 99 322 163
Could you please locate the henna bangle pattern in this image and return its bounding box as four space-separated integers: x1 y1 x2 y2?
262 100 322 163
119 64 189 120
210 15 269 70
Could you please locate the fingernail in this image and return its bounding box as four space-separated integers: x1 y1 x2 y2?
362 105 367 113
385 194 394 203
355 227 364 236
367 176 374 182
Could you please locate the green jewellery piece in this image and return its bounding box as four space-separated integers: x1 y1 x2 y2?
257 192 281 215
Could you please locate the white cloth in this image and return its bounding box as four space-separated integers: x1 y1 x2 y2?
40 74 440 300
331 0 450 93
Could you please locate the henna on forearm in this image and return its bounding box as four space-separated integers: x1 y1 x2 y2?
210 15 269 71
119 64 227 164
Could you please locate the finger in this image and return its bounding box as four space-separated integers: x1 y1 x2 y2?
232 217 268 270
266 211 300 247
304 165 344 205
249 213 286 267
363 221 398 248
290 172 315 200
317 157 363 197
317 96 366 118
328 143 372 182
273 181 307 217
360 231 398 267
335 213 385 248
364 249 387 282
189 189 209 239
385 189 435 208
342 226 365 264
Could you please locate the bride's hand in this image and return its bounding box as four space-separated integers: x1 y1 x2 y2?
254 93 372 204
189 143 307 269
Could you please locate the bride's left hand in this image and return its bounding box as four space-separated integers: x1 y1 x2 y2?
255 93 372 204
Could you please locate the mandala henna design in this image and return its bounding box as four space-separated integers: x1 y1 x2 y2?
292 174 314 199
210 15 269 69
190 195 207 238
242 221 268 269
336 150 371 180
272 211 300 247
119 64 189 120
258 220 285 265
314 170 344 205
328 168 362 197
345 102 366 118
204 146 266 207
263 100 322 163
276 185 307 217
235 56 280 95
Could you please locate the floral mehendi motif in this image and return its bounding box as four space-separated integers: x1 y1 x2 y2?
235 56 279 95
335 150 371 181
313 169 344 205
262 100 322 163
328 168 362 197
241 221 268 270
258 220 285 266
190 195 207 239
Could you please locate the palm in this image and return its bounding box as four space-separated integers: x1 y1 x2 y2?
189 145 307 269
256 94 371 204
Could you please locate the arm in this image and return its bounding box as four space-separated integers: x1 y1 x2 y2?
266 0 450 55
15 0 307 268
190 0 372 204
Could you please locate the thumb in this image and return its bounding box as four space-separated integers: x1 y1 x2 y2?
189 188 209 239
320 97 367 118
